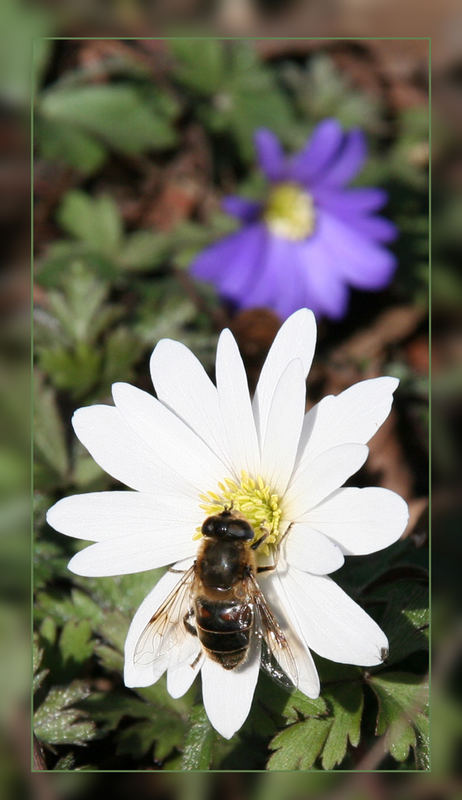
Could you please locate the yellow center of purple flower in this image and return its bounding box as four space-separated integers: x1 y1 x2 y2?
264 182 315 241
195 471 283 556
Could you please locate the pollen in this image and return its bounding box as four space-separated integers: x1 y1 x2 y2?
196 471 283 555
263 182 316 241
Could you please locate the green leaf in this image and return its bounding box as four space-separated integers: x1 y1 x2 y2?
56 191 122 254
321 682 364 770
37 117 106 174
59 620 94 671
119 230 170 271
34 373 69 483
268 717 332 770
34 682 96 745
368 672 428 762
181 705 215 770
40 84 177 155
116 715 185 762
171 38 226 94
38 343 102 399
45 261 109 344
367 581 429 665
100 327 141 391
80 691 150 734
94 643 124 673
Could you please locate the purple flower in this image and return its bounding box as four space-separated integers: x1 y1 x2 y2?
190 120 398 320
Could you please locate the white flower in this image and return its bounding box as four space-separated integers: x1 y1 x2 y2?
47 309 409 740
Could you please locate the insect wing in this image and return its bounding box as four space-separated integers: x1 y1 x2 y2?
249 573 298 691
134 565 196 667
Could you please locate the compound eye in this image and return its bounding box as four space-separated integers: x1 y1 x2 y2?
201 517 217 537
227 520 253 540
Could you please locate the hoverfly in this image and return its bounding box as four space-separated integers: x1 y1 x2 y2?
134 509 298 688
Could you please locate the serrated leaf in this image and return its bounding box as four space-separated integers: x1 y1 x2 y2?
94 643 124 673
119 230 170 271
116 715 185 762
44 261 110 345
34 373 69 481
321 682 364 770
171 38 226 94
38 343 102 399
268 717 332 770
37 117 106 174
367 581 429 665
80 691 150 733
181 705 215 770
39 616 57 646
59 620 94 671
40 83 177 155
34 682 96 745
56 191 122 255
100 327 141 390
369 672 428 762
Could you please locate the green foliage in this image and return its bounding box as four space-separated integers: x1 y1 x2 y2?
321 682 364 769
34 682 97 746
268 718 332 770
171 41 296 160
181 706 216 770
281 53 384 136
37 83 177 173
368 672 429 763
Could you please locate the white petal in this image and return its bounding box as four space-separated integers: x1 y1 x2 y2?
112 383 229 493
124 562 194 688
304 487 409 554
258 572 320 698
278 565 388 666
67 525 197 576
296 377 399 467
284 524 344 574
260 359 306 495
72 405 188 494
285 443 369 519
167 651 203 699
150 339 233 473
201 636 261 739
253 308 316 446
215 329 260 477
46 491 199 542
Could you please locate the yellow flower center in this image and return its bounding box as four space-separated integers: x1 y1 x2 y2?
263 182 316 241
196 471 283 556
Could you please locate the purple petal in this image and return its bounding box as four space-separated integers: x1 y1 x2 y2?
313 129 367 187
191 230 246 284
239 230 290 310
254 129 286 182
218 224 267 299
222 195 261 222
317 211 397 290
191 224 265 300
296 235 349 320
344 215 398 243
289 119 344 184
272 251 308 320
312 187 388 214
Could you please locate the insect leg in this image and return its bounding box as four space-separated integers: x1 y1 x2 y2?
190 651 202 669
251 531 269 551
257 524 293 572
183 609 197 637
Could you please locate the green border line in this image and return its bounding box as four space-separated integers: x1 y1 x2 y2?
31 34 431 775
31 35 36 775
427 35 432 774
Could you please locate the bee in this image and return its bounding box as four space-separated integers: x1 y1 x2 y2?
134 509 298 688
